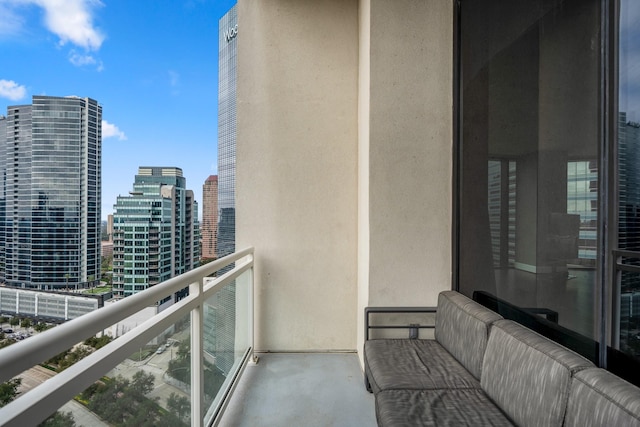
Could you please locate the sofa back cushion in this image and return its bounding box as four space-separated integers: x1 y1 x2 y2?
434 291 503 379
565 368 640 427
481 320 594 427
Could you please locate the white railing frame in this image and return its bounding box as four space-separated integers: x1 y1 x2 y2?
0 247 254 427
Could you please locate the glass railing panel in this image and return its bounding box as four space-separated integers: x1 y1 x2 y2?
203 268 252 425
46 313 193 427
0 247 253 426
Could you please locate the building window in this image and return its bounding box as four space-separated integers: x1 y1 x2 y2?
457 0 602 362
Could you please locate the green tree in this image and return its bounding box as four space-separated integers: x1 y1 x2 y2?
85 335 112 350
20 318 32 329
0 378 21 407
130 371 154 396
167 392 190 421
34 322 52 332
9 317 19 327
38 411 76 427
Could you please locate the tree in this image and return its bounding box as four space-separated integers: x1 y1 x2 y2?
9 317 19 327
130 371 155 396
34 322 51 332
20 318 32 329
167 392 190 421
84 335 112 350
38 411 76 427
0 378 21 407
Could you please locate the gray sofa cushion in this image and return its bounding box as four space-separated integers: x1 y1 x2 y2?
375 388 515 427
481 320 594 427
364 339 481 394
565 368 640 427
434 290 503 379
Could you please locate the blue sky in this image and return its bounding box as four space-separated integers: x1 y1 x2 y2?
0 0 236 220
621 0 640 124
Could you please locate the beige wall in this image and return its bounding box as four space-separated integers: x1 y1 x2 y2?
365 0 453 306
237 0 360 351
237 0 453 353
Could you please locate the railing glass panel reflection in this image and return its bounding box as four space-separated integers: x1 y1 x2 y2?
0 247 254 427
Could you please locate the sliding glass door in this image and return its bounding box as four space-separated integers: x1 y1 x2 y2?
457 0 640 383
457 0 602 361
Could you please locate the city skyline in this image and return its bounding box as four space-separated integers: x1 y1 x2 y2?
0 0 237 220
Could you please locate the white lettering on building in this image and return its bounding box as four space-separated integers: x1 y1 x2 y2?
225 24 238 43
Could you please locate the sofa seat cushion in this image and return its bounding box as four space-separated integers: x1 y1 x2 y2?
375 388 515 427
565 368 640 427
481 320 594 427
364 339 481 394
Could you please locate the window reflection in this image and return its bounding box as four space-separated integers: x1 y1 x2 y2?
616 0 640 362
459 0 601 358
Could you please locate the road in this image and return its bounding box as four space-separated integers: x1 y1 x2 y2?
108 345 190 408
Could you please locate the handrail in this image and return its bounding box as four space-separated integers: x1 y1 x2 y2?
612 249 640 259
0 247 253 384
613 249 640 274
0 247 254 427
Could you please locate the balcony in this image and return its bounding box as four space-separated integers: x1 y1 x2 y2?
0 248 375 426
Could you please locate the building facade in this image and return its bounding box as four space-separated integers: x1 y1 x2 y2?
203 4 239 379
217 4 237 260
202 175 218 259
0 96 101 290
112 167 199 298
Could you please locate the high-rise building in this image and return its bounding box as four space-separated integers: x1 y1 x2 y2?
202 175 218 259
205 5 238 377
112 167 199 298
0 96 102 290
217 4 237 260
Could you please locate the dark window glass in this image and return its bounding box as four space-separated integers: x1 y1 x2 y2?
612 0 640 379
458 0 601 361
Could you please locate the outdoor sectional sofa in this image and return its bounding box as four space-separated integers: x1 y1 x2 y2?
363 290 640 426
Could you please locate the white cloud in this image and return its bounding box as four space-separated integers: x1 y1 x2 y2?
69 50 96 66
0 79 27 101
1 0 105 68
0 4 25 36
68 50 103 70
33 0 105 50
102 120 127 141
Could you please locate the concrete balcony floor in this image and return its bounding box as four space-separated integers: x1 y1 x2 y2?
219 353 377 426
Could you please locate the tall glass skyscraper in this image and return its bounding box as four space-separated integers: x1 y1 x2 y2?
0 96 101 290
202 175 218 259
204 4 238 378
112 167 199 298
217 4 237 260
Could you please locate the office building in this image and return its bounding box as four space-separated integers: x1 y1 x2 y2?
202 175 218 259
203 4 238 377
112 167 199 298
217 4 237 260
0 96 101 290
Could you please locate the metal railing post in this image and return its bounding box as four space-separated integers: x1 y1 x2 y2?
191 277 205 427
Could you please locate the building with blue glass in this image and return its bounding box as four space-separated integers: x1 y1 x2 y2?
0 96 101 290
112 167 199 298
217 4 237 260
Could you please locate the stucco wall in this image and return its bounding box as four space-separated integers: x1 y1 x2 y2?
366 0 453 307
237 0 453 353
237 0 360 351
